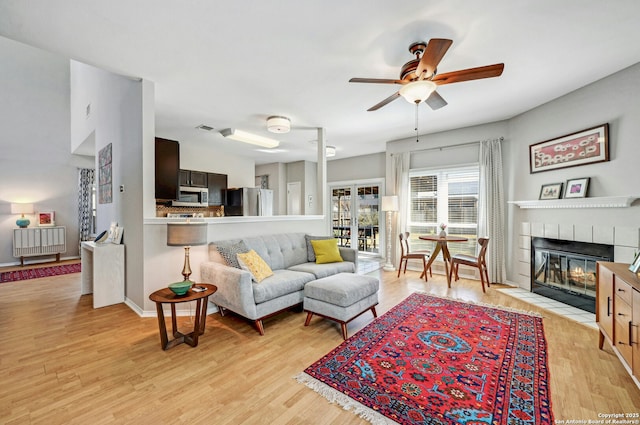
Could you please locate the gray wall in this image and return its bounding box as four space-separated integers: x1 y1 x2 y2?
0 37 92 266
327 152 386 183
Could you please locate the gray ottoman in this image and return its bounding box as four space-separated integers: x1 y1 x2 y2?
303 272 379 340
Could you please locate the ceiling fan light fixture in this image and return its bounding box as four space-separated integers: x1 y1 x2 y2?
220 128 280 148
267 116 291 133
399 80 437 104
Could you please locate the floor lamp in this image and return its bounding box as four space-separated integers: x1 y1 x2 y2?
381 195 398 272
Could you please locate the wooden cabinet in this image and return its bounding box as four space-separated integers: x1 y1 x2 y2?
13 226 66 266
207 172 227 205
179 169 208 188
596 262 640 388
155 138 180 200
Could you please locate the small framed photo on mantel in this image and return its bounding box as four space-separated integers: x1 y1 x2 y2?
539 182 563 200
564 177 590 199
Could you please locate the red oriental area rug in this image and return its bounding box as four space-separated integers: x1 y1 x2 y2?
296 292 553 425
0 263 81 283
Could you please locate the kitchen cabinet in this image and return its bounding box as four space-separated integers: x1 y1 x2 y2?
596 262 640 389
155 138 180 200
179 169 208 188
207 173 228 205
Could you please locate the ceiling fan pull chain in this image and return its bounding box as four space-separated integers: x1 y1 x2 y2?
415 102 419 143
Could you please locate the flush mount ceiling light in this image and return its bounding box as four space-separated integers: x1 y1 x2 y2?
326 145 336 157
220 128 280 148
267 116 291 133
399 80 437 104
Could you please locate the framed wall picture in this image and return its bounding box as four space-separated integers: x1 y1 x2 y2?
539 182 563 200
38 211 55 227
529 123 609 173
629 251 640 273
564 177 590 198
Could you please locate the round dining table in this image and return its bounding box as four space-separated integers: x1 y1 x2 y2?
418 234 469 287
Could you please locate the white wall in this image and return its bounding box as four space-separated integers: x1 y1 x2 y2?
0 37 92 266
255 162 286 214
70 61 150 306
179 141 255 188
505 62 640 285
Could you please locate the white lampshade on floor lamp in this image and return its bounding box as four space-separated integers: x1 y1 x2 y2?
381 196 398 272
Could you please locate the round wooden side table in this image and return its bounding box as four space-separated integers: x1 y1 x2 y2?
149 283 217 350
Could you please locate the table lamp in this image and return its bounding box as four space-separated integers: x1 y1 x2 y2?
11 203 34 228
381 195 399 272
166 222 208 294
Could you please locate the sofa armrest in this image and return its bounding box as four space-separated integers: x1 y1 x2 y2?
339 247 358 269
200 261 258 319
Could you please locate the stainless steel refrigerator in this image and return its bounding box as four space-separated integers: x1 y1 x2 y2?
223 188 273 216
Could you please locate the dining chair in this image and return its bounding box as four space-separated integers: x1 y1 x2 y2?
449 237 490 292
397 232 432 280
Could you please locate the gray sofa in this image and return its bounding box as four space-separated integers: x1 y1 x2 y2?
200 233 357 335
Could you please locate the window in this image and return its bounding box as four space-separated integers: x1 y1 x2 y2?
408 165 479 257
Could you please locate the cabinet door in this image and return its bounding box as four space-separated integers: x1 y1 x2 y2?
179 169 190 186
633 289 640 379
597 264 614 344
207 173 228 205
190 171 208 188
155 138 180 200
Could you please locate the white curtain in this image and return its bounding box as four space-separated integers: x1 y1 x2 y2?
391 152 410 266
478 138 507 283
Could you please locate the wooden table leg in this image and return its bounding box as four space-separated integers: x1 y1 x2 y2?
155 302 170 350
420 242 442 279
441 243 452 287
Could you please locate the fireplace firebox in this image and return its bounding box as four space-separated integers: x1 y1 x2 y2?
531 237 614 313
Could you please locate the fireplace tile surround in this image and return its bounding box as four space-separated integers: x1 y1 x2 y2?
515 222 640 290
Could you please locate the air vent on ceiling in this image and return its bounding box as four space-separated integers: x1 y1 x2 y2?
196 124 215 131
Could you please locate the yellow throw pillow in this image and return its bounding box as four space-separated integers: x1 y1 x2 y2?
310 238 344 264
237 250 274 283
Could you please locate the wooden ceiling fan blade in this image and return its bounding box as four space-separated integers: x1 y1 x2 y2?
349 77 405 85
415 38 453 78
425 91 447 110
367 92 401 111
432 63 504 85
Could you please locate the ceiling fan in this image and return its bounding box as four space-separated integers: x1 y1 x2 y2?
349 39 504 111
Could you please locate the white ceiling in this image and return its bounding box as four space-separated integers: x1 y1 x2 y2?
2 1 640 164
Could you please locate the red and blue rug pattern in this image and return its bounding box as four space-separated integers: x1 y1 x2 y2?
1 263 81 283
297 293 553 424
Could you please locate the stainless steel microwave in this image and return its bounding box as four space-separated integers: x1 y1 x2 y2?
172 186 208 207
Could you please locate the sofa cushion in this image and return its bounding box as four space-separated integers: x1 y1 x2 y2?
288 261 356 279
252 269 315 304
305 235 333 262
237 249 274 283
310 238 343 264
243 233 308 270
215 240 249 269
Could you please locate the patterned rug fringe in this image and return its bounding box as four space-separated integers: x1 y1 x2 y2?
294 372 399 425
414 290 544 318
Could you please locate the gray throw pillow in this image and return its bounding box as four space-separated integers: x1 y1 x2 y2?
215 240 249 269
305 235 333 262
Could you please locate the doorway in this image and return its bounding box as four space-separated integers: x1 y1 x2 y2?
330 183 382 255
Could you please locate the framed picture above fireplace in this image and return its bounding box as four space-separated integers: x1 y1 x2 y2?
539 182 563 200
564 177 590 198
529 123 609 173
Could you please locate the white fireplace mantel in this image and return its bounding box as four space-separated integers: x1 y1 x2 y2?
509 195 640 209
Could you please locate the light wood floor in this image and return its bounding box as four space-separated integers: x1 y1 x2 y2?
1 267 638 424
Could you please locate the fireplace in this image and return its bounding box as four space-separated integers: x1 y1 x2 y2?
531 237 614 313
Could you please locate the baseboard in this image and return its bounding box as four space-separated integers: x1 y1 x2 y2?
0 255 81 268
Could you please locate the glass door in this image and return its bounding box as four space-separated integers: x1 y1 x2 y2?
331 184 381 255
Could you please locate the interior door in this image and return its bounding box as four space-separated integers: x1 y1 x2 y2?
331 184 381 254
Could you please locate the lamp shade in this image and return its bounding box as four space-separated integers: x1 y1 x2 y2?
381 195 398 212
11 203 34 215
167 222 208 246
399 80 437 104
